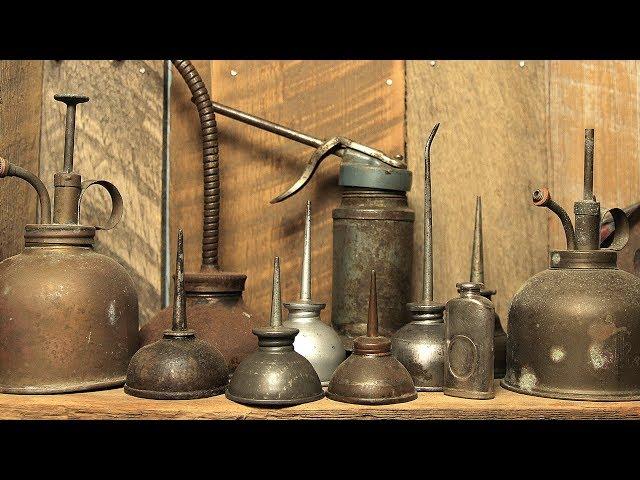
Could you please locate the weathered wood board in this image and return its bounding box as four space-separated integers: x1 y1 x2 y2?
406 60 549 327
0 61 43 262
170 60 405 321
0 381 638 420
39 60 164 325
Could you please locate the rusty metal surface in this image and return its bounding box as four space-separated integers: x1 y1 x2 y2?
148 61 260 367
503 129 640 401
327 270 417 405
392 125 445 391
125 230 228 400
444 282 495 400
0 239 139 393
0 93 139 394
140 293 259 373
226 257 323 406
332 188 413 350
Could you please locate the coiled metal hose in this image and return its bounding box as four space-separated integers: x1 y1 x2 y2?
171 60 220 269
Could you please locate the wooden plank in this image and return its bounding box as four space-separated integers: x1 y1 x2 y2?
548 61 640 251
0 381 638 420
39 60 164 325
406 60 549 328
0 61 43 262
171 60 405 323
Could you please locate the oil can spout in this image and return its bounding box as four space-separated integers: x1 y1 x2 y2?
0 157 52 224
533 187 576 250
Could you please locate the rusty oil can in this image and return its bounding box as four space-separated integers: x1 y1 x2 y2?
204 98 413 352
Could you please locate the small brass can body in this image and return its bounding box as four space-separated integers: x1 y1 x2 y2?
444 283 495 399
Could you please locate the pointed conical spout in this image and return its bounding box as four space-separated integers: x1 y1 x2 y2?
300 201 312 302
421 123 439 303
270 257 282 327
172 229 188 331
470 196 484 284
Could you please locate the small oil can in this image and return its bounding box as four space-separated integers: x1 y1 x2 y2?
444 282 495 399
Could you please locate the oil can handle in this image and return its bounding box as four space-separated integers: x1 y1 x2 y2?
601 207 629 251
270 137 343 203
78 180 124 230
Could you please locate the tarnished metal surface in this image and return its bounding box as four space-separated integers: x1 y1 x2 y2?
327 270 417 405
226 257 324 406
205 85 414 352
392 125 445 391
503 129 640 401
333 189 413 350
470 196 506 378
141 61 260 369
125 230 228 400
0 93 138 393
283 201 345 385
444 282 495 399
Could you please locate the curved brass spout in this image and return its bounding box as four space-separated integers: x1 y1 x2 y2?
0 157 52 224
533 187 576 250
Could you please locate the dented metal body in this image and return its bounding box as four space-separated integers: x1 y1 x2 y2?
332 188 413 350
444 282 495 399
503 129 640 401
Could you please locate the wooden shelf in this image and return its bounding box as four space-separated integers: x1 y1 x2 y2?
0 381 638 420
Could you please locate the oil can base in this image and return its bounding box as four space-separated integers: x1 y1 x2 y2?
500 380 640 402
225 390 324 407
416 386 443 392
0 377 126 395
124 384 226 400
326 390 417 405
444 387 494 400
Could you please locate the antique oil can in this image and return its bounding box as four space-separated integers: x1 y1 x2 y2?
0 94 138 393
444 282 495 399
125 229 228 400
203 96 413 352
283 201 345 385
392 124 445 391
140 60 260 373
502 129 640 401
226 257 324 406
327 270 417 405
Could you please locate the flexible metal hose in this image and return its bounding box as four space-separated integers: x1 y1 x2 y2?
171 60 220 269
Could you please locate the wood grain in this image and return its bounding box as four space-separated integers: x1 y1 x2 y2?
39 61 164 325
0 61 43 262
170 60 404 322
548 61 640 251
406 61 549 328
0 381 638 420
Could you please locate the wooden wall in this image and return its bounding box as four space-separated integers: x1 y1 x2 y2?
2 60 639 332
